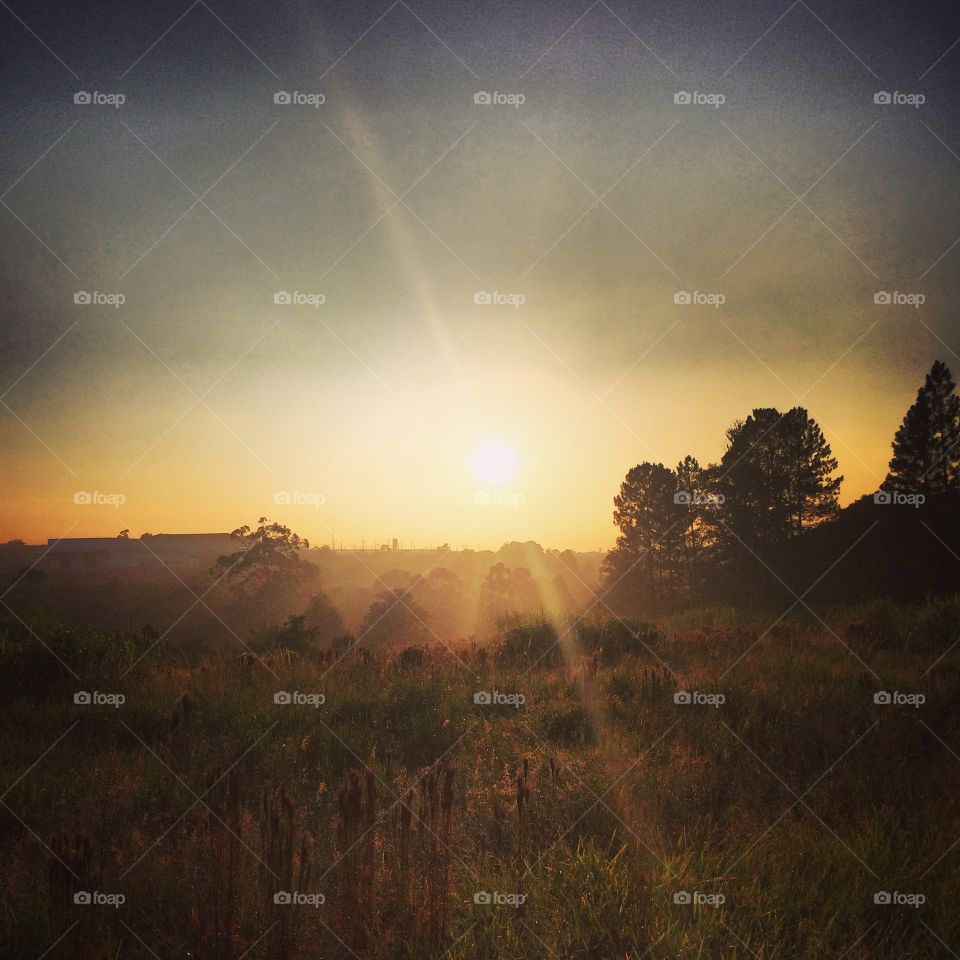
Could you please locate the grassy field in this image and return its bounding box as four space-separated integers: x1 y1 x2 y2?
1 600 958 959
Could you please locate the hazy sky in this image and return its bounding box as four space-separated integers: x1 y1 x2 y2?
2 0 959 550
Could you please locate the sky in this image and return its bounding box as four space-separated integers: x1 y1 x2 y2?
1 0 959 551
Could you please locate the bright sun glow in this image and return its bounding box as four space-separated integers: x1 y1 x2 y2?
471 440 519 486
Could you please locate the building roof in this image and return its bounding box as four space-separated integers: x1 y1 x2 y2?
45 534 235 554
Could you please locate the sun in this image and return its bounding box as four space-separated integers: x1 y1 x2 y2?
471 440 519 486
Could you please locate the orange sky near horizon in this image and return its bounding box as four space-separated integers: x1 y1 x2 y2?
0 341 930 551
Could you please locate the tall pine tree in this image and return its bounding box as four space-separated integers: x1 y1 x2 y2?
716 407 841 549
886 361 960 495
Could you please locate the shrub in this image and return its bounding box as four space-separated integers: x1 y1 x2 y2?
494 617 561 667
910 594 960 652
575 617 662 664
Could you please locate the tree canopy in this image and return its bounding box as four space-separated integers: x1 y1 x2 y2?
886 361 960 495
212 518 314 591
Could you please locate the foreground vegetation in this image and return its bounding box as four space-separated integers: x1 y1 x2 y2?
1 599 958 959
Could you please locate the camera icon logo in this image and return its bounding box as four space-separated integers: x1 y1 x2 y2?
674 91 692 105
874 891 891 904
74 691 92 705
673 891 692 904
274 91 292 105
473 290 492 305
673 291 692 305
73 491 92 505
74 891 92 905
873 491 892 505
273 291 292 305
273 491 292 505
74 91 92 104
873 691 892 705
473 691 492 705
274 691 292 705
874 91 892 105
274 891 292 904
74 291 92 304
673 491 692 505
473 91 491 105
674 691 692 705
874 291 891 305
473 891 492 905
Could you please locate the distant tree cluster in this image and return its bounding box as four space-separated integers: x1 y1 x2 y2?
602 405 841 611
602 362 960 613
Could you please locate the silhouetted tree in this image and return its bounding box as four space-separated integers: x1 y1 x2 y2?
212 518 313 591
782 408 843 533
886 361 960 495
602 462 681 611
717 407 841 552
674 454 715 602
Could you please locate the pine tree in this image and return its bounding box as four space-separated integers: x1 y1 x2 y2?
886 361 960 495
782 408 842 534
602 461 681 609
716 407 841 549
674 454 713 601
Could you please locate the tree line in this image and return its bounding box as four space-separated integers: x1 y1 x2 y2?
601 361 960 613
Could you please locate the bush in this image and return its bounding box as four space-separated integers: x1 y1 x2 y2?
575 617 662 664
839 599 910 652
494 617 560 667
911 595 960 652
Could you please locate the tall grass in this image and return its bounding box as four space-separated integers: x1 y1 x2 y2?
0 600 957 958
